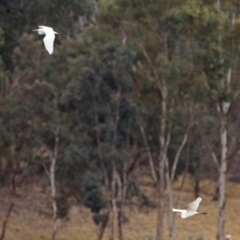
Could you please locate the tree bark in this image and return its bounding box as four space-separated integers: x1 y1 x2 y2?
156 84 168 240
139 125 158 186
97 212 109 240
166 127 189 240
216 104 228 240
110 166 117 240
50 127 59 240
50 157 58 240
50 131 58 240
0 203 14 240
165 155 174 240
194 177 200 198
117 179 124 240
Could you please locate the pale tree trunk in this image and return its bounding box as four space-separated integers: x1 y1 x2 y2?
215 1 233 238
216 100 230 240
139 38 188 240
214 82 232 239
140 122 165 239
42 128 59 240
165 156 173 240
140 119 188 240
139 45 169 240
50 126 59 240
109 86 122 240
41 132 59 240
163 107 195 240
156 84 168 240
110 165 117 240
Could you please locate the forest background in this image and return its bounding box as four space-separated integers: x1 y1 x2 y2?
0 0 240 240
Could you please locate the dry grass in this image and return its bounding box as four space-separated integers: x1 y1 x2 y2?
0 175 240 240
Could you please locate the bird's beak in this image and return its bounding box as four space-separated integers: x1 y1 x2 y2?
33 29 39 31
54 31 59 34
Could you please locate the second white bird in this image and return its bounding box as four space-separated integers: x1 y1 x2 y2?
172 197 207 219
33 25 58 55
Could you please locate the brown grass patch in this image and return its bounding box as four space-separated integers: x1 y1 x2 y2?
0 175 240 240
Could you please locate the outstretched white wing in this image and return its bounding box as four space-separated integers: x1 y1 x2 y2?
187 197 202 212
43 31 55 55
172 208 186 213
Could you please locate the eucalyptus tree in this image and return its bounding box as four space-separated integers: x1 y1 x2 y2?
8 31 75 239
99 1 198 240
166 1 240 239
62 40 142 240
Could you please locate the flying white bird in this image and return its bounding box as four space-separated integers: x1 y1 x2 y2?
33 26 58 54
172 197 207 219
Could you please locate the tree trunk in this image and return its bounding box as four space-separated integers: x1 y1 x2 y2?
118 161 127 240
217 110 228 240
110 167 117 240
97 225 106 240
0 203 14 240
156 144 165 240
166 128 189 240
194 177 200 198
51 155 58 240
140 125 158 186
97 212 109 240
50 127 59 240
156 84 168 240
165 156 174 240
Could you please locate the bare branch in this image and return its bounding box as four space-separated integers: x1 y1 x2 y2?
42 162 51 181
121 26 127 46
170 130 189 182
176 143 190 207
126 149 145 178
138 44 161 84
211 151 220 171
139 125 158 185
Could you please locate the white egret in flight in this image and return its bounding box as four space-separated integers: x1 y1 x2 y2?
33 26 58 54
172 197 207 219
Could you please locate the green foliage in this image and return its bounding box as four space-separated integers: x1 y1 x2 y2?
56 195 71 220
92 213 109 227
83 172 106 213
0 0 95 69
1 1 240 238
127 180 155 209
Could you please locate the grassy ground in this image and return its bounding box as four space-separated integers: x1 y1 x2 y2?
1 175 240 240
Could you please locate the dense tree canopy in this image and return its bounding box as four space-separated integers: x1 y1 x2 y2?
1 0 240 239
